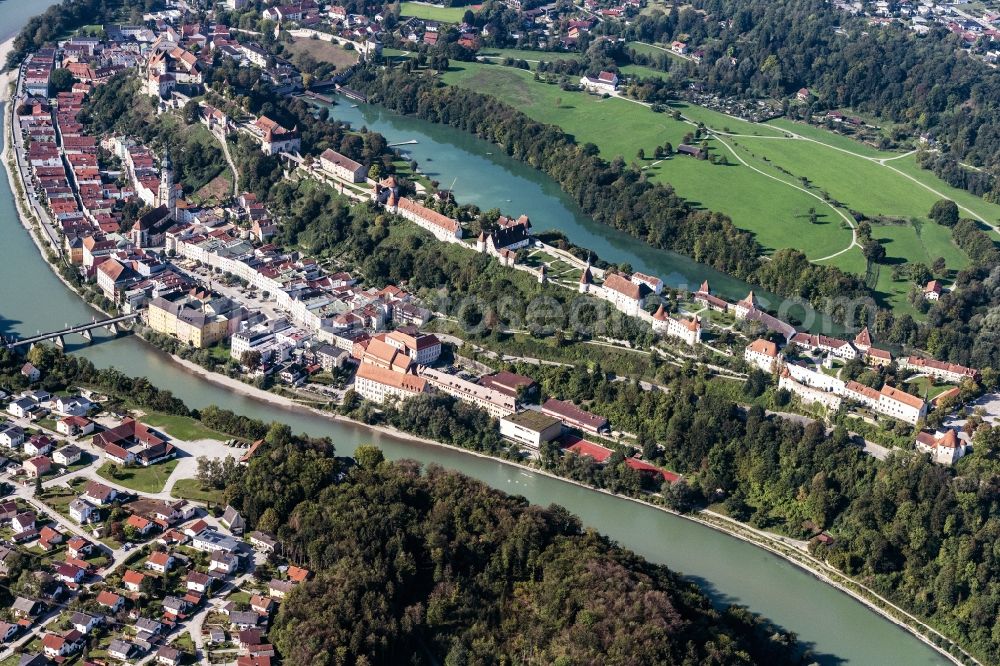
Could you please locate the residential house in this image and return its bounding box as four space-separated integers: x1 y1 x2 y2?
23 456 50 478
268 579 295 599
69 499 96 524
96 589 124 613
221 506 245 535
57 415 94 437
186 571 211 594
0 422 24 448
82 481 117 505
108 639 135 661
122 569 146 592
145 551 174 573
53 444 82 466
126 514 155 537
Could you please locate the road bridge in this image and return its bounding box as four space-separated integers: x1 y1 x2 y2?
3 313 139 349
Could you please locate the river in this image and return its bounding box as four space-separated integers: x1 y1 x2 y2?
0 2 946 663
318 95 845 335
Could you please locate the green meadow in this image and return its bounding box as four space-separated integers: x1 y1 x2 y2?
439 61 1000 313
398 2 468 22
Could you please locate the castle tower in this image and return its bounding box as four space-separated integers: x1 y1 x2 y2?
538 264 547 284
477 230 487 253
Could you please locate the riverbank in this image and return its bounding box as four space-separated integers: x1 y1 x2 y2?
0 37 17 102
0 79 975 666
165 352 974 666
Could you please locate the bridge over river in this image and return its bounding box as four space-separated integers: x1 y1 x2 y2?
2 313 138 350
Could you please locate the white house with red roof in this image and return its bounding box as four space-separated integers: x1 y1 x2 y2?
745 338 779 372
579 70 619 93
915 428 967 465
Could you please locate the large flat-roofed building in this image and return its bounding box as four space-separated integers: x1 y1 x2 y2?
499 410 563 449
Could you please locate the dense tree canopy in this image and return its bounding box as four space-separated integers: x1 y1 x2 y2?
226 441 806 666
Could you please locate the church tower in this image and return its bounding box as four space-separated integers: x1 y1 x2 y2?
158 150 176 219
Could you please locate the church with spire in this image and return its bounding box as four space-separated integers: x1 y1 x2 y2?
131 151 179 248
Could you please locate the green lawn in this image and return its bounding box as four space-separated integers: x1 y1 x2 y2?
97 460 179 494
398 2 468 21
141 412 227 441
477 48 581 69
171 478 225 505
626 41 689 64
764 118 897 158
437 60 999 315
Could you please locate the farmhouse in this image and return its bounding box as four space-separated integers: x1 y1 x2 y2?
579 70 618 93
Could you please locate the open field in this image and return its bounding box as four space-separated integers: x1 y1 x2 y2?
441 63 853 259
171 478 225 504
764 118 896 158
97 460 179 494
477 48 581 69
141 412 228 441
398 2 469 21
439 61 998 312
285 35 359 70
626 41 689 63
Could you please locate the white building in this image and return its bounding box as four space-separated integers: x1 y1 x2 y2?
915 429 967 465
354 363 428 404
651 306 701 346
499 410 563 449
579 70 619 93
385 328 442 366
418 368 516 419
319 149 367 183
745 338 779 373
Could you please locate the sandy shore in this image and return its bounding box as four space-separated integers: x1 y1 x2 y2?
0 37 17 102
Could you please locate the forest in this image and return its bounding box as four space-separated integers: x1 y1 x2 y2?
224 436 807 665
349 66 875 323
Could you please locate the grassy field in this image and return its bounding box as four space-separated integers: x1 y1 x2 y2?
441 62 853 259
141 412 227 441
97 460 179 494
626 41 689 64
436 61 1000 312
398 2 469 21
286 36 360 70
477 48 581 69
171 478 225 504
